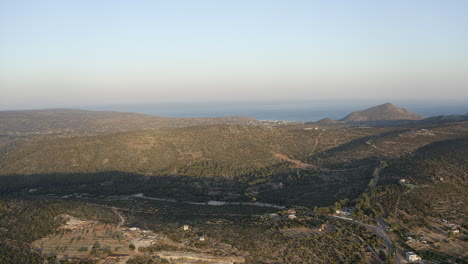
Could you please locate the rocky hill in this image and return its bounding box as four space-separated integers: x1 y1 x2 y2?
340 103 423 122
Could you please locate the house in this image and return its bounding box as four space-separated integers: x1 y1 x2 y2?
199 235 206 241
288 214 297 220
132 193 144 198
137 238 153 247
399 179 407 184
335 207 354 217
183 225 190 231
288 209 297 214
405 252 421 262
452 227 460 234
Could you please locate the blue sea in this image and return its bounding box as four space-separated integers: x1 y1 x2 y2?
85 100 468 122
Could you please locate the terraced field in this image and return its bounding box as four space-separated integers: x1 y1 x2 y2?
32 215 134 262
32 214 247 264
280 227 322 238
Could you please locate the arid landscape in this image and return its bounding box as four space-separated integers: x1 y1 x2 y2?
1 1 467 263
0 103 466 263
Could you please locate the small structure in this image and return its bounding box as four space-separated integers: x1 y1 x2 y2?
399 179 407 184
207 201 226 206
319 224 327 232
335 207 354 217
199 235 205 241
452 227 460 234
183 225 190 231
406 252 421 262
288 209 297 214
137 238 153 247
288 214 297 220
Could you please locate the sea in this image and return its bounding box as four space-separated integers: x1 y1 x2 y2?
85 100 468 122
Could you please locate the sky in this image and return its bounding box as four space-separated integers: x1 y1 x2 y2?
1 0 467 110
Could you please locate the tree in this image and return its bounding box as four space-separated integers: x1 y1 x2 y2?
92 241 100 249
129 244 136 250
379 250 387 260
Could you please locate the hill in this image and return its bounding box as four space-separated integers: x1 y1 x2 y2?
418 113 468 125
314 118 339 125
308 121 468 167
340 103 423 122
0 125 391 206
1 122 466 207
369 138 468 260
0 109 255 135
0 125 366 177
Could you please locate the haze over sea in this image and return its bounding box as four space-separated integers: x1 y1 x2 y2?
86 100 468 122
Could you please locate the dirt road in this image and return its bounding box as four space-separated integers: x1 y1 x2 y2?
112 207 125 230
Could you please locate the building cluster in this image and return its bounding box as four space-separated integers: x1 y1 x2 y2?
406 235 427 244
246 120 304 126
441 219 461 235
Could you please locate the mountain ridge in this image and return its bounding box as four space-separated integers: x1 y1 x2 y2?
0 108 255 134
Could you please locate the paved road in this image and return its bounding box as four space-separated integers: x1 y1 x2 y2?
374 218 402 264
311 212 402 264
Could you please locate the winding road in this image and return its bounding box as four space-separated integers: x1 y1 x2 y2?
310 212 402 264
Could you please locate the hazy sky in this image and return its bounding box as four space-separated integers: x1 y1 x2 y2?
1 0 467 109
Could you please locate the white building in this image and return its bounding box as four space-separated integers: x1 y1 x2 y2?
406 252 421 262
335 207 354 217
288 214 297 220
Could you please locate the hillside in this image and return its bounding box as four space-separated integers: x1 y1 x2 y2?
418 113 468 125
0 125 366 177
314 118 340 125
340 103 423 122
308 122 468 167
0 109 255 135
375 138 467 219
369 139 468 260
